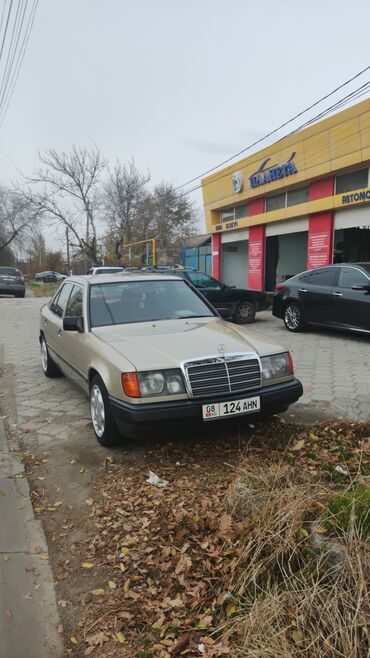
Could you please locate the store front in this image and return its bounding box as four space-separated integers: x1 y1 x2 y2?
201 98 370 291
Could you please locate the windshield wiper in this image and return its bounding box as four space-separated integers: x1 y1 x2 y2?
177 314 213 319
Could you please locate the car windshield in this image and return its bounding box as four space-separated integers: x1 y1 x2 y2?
97 268 123 274
0 267 19 275
89 280 215 327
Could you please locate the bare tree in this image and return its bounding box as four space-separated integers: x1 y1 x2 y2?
0 186 39 254
25 145 107 264
104 160 150 261
148 182 197 249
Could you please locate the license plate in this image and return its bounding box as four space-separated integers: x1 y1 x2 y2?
202 396 260 421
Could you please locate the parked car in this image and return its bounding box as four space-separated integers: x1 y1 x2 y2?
39 273 303 446
129 267 270 324
86 266 124 275
35 271 66 283
273 263 370 334
0 266 25 298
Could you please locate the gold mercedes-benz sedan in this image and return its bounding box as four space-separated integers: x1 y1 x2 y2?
39 273 303 446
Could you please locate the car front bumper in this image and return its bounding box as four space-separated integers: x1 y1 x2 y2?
109 378 303 438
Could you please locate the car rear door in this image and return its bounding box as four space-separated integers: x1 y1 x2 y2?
332 266 370 331
301 267 337 324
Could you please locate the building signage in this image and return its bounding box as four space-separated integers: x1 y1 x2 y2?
248 226 265 290
231 171 244 193
249 152 298 188
341 188 370 204
307 214 333 270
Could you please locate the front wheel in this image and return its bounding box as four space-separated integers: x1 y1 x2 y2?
89 374 121 447
283 302 305 332
233 301 256 324
40 336 62 377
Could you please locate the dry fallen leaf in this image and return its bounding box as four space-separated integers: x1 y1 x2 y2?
291 439 305 452
226 602 236 617
70 636 78 645
81 562 94 569
115 632 125 644
90 589 105 596
108 580 116 589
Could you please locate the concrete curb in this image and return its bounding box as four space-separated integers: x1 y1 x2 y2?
0 415 64 657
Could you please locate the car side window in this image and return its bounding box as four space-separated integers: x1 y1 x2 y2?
308 268 336 286
338 267 369 289
50 283 73 317
65 285 83 317
189 272 219 288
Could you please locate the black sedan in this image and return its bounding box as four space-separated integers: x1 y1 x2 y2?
273 263 370 334
169 269 270 324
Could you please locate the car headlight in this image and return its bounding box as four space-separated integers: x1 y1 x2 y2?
261 352 294 383
122 370 186 398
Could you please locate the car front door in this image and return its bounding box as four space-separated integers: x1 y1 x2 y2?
332 266 370 331
187 272 230 317
58 284 89 388
301 267 337 324
43 282 74 368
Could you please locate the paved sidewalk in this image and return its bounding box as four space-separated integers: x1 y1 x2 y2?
0 388 63 654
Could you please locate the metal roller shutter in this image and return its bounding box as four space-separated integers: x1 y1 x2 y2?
335 206 370 230
221 240 248 288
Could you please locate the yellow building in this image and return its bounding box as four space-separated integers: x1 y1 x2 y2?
201 98 370 290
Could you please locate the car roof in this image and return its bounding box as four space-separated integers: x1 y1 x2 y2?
65 273 181 286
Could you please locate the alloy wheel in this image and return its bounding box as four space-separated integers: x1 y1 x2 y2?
41 339 48 372
90 384 106 438
235 302 254 323
285 304 301 330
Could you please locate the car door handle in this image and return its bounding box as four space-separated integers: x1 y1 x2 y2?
57 329 63 337
298 288 307 293
43 318 48 326
332 292 343 297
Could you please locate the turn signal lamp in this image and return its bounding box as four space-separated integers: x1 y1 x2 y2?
121 372 140 398
287 351 294 375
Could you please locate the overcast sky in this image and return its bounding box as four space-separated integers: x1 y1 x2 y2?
0 0 369 247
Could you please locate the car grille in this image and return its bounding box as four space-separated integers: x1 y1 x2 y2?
183 354 261 398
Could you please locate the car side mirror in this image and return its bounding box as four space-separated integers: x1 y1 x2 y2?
352 283 370 291
63 316 84 332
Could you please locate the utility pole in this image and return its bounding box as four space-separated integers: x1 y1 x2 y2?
66 227 71 275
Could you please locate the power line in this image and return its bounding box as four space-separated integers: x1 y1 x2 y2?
178 78 370 198
0 0 38 128
0 0 28 114
0 0 14 66
175 65 370 192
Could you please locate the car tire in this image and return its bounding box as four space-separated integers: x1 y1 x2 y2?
40 336 62 378
89 374 121 447
283 302 306 332
233 301 256 324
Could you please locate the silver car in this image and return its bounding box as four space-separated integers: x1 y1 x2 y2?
0 266 25 298
39 274 303 446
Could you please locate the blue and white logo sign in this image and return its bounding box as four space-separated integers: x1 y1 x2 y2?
249 152 298 188
231 171 244 193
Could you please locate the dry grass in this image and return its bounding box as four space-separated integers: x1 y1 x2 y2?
223 464 370 658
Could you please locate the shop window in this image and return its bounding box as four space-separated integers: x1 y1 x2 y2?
338 266 370 289
287 186 308 207
220 208 235 222
266 193 285 212
309 268 336 286
336 168 369 194
235 204 248 219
